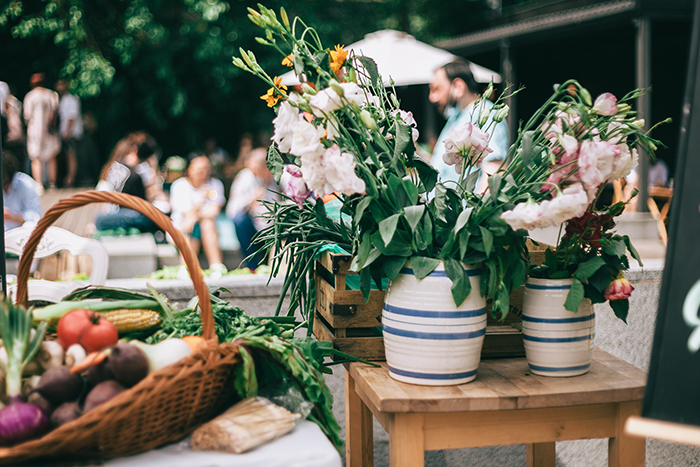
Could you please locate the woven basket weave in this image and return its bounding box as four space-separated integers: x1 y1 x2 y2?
0 191 242 464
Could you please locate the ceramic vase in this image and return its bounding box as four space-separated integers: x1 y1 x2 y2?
522 277 595 377
382 262 486 386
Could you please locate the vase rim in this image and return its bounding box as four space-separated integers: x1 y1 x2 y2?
526 276 574 285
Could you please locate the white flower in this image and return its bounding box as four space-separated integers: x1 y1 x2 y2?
442 122 492 174
290 119 325 159
608 145 638 181
501 198 549 231
324 145 366 196
272 101 300 153
325 116 340 141
540 184 590 226
577 139 619 191
300 145 365 197
309 82 366 118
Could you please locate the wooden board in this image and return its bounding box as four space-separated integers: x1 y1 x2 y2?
347 347 646 414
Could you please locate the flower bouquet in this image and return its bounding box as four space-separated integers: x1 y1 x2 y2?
234 5 664 333
499 88 665 322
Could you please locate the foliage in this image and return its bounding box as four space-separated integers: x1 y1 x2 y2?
0 0 492 159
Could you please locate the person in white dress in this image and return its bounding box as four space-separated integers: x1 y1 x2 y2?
23 73 61 188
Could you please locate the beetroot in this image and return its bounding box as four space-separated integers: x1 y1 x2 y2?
33 366 83 404
50 402 81 428
107 343 149 388
83 381 125 413
0 398 49 446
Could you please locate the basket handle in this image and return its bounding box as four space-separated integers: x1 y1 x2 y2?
15 191 216 342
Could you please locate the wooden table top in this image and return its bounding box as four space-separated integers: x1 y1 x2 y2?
348 348 647 413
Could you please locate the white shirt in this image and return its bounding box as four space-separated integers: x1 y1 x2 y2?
3 172 41 231
58 93 83 139
226 169 279 231
23 87 61 162
170 177 225 230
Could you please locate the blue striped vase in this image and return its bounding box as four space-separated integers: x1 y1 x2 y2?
522 277 595 377
382 262 486 386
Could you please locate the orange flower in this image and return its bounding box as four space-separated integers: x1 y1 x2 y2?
282 53 294 67
329 44 348 74
260 76 288 108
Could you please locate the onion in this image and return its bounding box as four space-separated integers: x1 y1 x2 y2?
0 398 49 446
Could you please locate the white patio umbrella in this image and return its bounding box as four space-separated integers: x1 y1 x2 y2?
279 30 501 87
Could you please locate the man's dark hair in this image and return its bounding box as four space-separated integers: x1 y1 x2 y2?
442 60 481 95
136 137 160 163
2 148 20 188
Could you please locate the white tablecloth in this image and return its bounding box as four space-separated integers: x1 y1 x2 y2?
105 420 341 467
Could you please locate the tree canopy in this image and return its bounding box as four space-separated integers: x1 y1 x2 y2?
1 0 491 160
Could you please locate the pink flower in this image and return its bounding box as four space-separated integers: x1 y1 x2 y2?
280 164 312 208
501 198 549 231
290 119 325 160
558 134 580 164
577 139 620 191
443 122 492 174
539 184 590 226
592 93 619 116
604 277 634 301
391 109 420 143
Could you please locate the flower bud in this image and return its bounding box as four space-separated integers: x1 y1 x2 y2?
604 277 634 301
477 106 490 127
631 119 645 129
280 7 290 29
360 109 377 130
280 164 312 208
493 105 510 123
301 83 317 95
580 87 593 106
617 103 631 113
329 80 345 98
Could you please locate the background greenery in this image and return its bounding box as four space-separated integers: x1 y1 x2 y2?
0 0 504 167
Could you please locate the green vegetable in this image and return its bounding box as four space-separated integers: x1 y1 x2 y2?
33 300 162 322
0 299 47 399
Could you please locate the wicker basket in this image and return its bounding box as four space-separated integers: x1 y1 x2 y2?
0 191 242 464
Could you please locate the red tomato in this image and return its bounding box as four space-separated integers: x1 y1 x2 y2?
57 309 118 352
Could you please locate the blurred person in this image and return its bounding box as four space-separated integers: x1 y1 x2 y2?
649 159 669 188
94 132 161 233
55 78 83 187
1 83 24 148
170 156 225 271
226 148 279 270
2 148 41 231
23 73 61 188
162 155 187 193
78 110 100 186
428 60 508 192
203 137 230 179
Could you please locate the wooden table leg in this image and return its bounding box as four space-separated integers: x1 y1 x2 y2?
345 370 374 467
609 401 645 467
526 442 556 467
389 413 425 467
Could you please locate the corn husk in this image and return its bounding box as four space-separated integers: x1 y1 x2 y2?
191 397 301 454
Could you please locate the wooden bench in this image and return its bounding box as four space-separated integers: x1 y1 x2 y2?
345 347 646 467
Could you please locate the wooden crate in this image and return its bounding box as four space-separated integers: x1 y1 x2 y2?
312 251 543 361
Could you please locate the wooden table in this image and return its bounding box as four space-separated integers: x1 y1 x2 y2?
345 348 646 467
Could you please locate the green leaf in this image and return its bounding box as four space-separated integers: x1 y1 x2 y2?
464 170 479 193
410 256 440 279
479 226 493 256
458 228 470 260
314 200 329 228
574 257 606 280
354 196 372 227
602 238 627 258
544 248 558 273
488 173 502 203
408 156 438 193
454 208 472 234
610 299 629 323
403 180 419 205
355 231 372 269
444 258 471 306
432 185 448 223
379 214 400 246
370 231 413 257
357 56 380 87
360 266 372 303
393 120 413 163
387 174 408 208
266 145 285 184
403 205 424 232
623 235 643 266
589 266 614 292
521 131 535 168
383 256 407 281
564 278 585 312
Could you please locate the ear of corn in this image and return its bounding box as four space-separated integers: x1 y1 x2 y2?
99 309 162 334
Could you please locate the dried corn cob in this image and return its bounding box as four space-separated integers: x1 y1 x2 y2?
99 309 161 333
